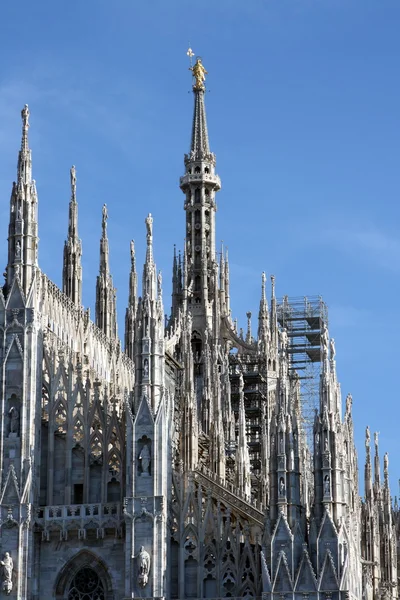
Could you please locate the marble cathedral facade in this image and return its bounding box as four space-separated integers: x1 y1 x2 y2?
0 62 398 600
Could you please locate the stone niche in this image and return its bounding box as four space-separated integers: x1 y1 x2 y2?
5 394 21 439
136 436 152 496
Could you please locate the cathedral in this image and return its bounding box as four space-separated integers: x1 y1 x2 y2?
0 57 398 600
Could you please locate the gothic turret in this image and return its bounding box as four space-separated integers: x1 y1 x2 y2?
6 105 39 296
62 165 82 305
95 204 117 339
134 214 164 411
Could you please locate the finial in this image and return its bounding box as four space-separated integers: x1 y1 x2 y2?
189 56 208 91
21 104 30 129
130 240 135 266
145 213 153 241
261 272 266 301
158 271 162 297
246 311 252 343
21 104 30 152
384 452 389 475
102 204 108 231
271 275 275 298
345 393 352 415
70 165 77 200
239 372 244 395
374 431 379 454
365 426 370 449
329 337 336 360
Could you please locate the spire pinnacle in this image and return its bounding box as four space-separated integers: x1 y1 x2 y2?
17 104 32 185
102 203 108 237
365 425 371 454
6 104 38 294
145 213 153 264
63 165 82 305
261 271 266 302
365 426 372 498
130 239 136 269
125 239 137 358
70 165 77 202
374 431 381 487
99 204 109 275
246 311 252 344
21 104 30 152
96 204 117 339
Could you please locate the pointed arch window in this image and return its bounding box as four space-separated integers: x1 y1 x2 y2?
67 567 105 600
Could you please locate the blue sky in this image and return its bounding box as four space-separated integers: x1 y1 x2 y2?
1 0 399 494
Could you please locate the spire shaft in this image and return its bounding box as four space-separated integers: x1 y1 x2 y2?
190 89 210 159
125 240 137 359
95 204 117 339
63 166 82 305
6 105 39 295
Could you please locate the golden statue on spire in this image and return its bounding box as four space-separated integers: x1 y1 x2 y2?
187 48 208 90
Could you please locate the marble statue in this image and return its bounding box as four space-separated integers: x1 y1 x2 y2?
9 406 19 435
0 552 13 595
70 165 76 195
137 546 151 587
139 443 151 475
143 358 149 378
366 426 370 448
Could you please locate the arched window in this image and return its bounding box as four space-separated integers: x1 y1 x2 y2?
68 567 105 599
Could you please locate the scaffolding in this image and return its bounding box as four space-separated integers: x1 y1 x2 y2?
277 295 328 447
229 354 268 504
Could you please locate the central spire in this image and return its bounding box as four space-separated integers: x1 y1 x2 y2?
178 54 221 331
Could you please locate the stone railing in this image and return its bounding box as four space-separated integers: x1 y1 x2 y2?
194 466 264 526
36 502 121 521
35 503 123 540
179 172 221 188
